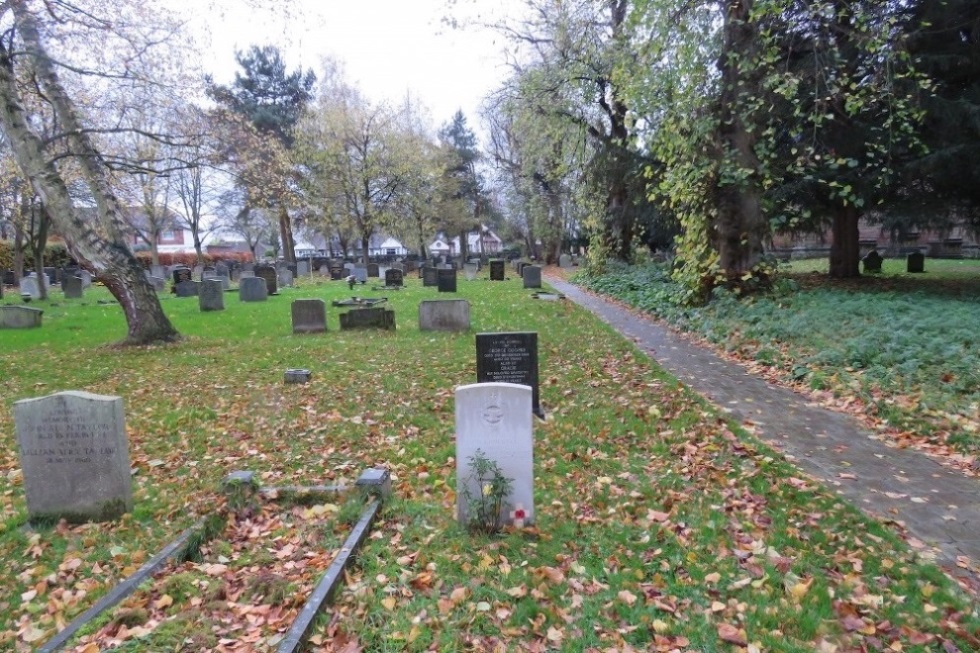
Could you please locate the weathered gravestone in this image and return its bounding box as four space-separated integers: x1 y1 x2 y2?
329 265 344 281
353 264 368 284
20 274 42 300
559 254 573 269
455 382 534 529
0 305 43 328
62 275 83 299
464 263 479 281
278 269 294 288
476 332 542 418
419 299 470 332
13 391 133 522
291 299 327 333
862 250 883 273
522 265 542 289
175 280 199 298
239 276 268 302
422 266 438 287
192 265 205 280
385 268 404 287
255 265 279 295
145 274 166 292
489 260 505 281
215 262 229 278
297 260 311 277
339 307 396 330
367 263 380 278
172 267 192 287
150 264 166 279
907 251 925 273
199 279 225 312
77 270 93 289
437 268 457 293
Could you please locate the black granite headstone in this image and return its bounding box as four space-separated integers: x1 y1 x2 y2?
907 251 925 273
490 260 505 281
476 332 541 417
385 268 404 287
437 268 457 293
862 251 883 273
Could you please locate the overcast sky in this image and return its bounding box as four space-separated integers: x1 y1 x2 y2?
188 0 514 135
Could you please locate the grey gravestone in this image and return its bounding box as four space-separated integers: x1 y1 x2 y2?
78 270 93 289
489 260 505 281
0 305 43 328
192 265 205 280
175 280 199 297
297 261 311 276
339 307 396 330
20 275 42 300
392 262 405 272
278 269 294 288
476 332 541 418
419 299 470 332
62 275 83 299
291 299 327 333
907 251 925 273
150 264 166 279
239 270 255 279
422 266 438 287
522 265 542 289
464 263 479 281
455 382 534 529
385 268 404 287
353 265 368 283
862 250 883 273
146 275 166 292
437 268 457 293
239 276 268 302
13 391 133 523
255 265 278 295
559 254 573 269
367 263 380 278
242 262 255 272
199 279 225 311
285 368 312 384
215 262 229 278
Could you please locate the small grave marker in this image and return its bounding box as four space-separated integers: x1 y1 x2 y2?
0 305 43 328
862 250 883 273
907 251 925 273
385 268 404 287
175 280 199 297
199 279 225 311
522 265 542 289
339 307 396 330
489 260 505 281
422 266 438 287
255 265 279 295
62 275 83 299
239 276 268 302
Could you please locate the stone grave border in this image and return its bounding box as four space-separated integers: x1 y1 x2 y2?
39 468 390 653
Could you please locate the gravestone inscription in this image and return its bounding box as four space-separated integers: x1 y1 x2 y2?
476 332 541 417
13 391 133 522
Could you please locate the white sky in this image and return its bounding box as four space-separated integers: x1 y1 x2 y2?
187 0 515 136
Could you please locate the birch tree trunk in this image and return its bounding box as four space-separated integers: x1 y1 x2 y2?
0 4 177 344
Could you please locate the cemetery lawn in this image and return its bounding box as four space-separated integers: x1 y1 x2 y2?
576 258 980 460
1 275 978 651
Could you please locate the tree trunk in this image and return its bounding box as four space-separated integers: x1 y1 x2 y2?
361 233 370 264
1 7 178 344
278 204 296 264
459 229 468 260
829 205 861 278
713 0 766 277
13 221 24 283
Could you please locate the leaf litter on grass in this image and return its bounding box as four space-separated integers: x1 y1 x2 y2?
2 278 980 651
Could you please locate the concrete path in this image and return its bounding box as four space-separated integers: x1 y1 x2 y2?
546 274 980 588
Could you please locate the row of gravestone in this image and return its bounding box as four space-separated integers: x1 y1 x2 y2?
290 298 473 333
862 250 927 274
11 330 542 526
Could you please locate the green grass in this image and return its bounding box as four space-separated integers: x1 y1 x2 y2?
577 257 980 454
1 271 979 650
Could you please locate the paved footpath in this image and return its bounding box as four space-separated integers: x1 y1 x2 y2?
546 274 980 589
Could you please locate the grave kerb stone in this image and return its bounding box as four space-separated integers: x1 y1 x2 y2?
0 305 43 328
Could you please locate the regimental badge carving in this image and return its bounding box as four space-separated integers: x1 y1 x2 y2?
483 404 503 424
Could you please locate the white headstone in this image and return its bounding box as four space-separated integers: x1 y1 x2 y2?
455 383 534 529
13 391 133 522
